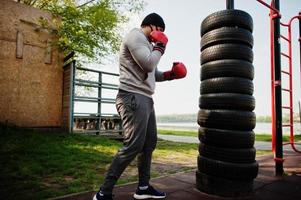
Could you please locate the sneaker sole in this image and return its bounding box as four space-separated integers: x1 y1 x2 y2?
133 194 166 199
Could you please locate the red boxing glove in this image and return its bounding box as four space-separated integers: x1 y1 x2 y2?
150 30 168 44
150 30 168 54
163 62 187 80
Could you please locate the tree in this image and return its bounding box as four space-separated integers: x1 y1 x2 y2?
17 0 145 63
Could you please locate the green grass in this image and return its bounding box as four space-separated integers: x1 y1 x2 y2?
0 127 198 200
255 133 301 142
116 140 198 185
158 129 301 142
256 150 272 156
0 126 274 200
0 127 122 200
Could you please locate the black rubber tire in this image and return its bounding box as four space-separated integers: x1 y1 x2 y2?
197 109 256 131
197 155 258 180
199 93 255 111
201 27 253 51
201 44 253 65
198 142 256 163
198 126 255 148
196 171 254 197
201 9 253 36
200 59 254 81
200 77 254 95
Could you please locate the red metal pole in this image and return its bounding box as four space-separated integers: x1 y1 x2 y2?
299 12 301 95
299 101 301 132
287 15 301 153
299 12 301 137
288 20 294 147
270 4 276 154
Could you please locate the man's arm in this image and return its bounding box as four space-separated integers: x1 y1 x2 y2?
126 32 162 73
155 62 187 82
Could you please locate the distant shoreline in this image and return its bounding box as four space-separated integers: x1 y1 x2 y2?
156 114 300 123
157 121 301 136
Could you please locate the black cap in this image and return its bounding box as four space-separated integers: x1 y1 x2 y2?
141 13 165 31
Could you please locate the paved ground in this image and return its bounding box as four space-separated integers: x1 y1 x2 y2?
157 134 295 151
51 150 301 200
158 134 199 144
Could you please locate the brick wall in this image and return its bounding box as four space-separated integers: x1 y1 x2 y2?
0 0 64 128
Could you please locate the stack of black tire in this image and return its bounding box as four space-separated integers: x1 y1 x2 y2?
196 9 258 197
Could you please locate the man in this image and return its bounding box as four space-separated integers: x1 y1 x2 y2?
93 13 187 200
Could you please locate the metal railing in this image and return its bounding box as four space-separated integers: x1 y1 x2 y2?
71 66 123 137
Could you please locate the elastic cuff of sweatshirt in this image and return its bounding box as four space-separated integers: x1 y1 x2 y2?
153 46 165 55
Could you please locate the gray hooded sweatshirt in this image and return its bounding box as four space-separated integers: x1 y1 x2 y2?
118 28 165 98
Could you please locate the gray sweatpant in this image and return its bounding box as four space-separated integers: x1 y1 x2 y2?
101 90 157 195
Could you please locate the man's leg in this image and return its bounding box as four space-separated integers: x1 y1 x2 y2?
100 92 152 195
134 108 166 199
137 108 157 187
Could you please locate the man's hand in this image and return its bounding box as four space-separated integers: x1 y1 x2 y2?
163 62 187 80
150 30 168 55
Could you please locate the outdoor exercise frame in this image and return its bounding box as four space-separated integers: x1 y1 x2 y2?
256 0 301 175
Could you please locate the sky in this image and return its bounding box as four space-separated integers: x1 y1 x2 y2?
77 0 301 117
